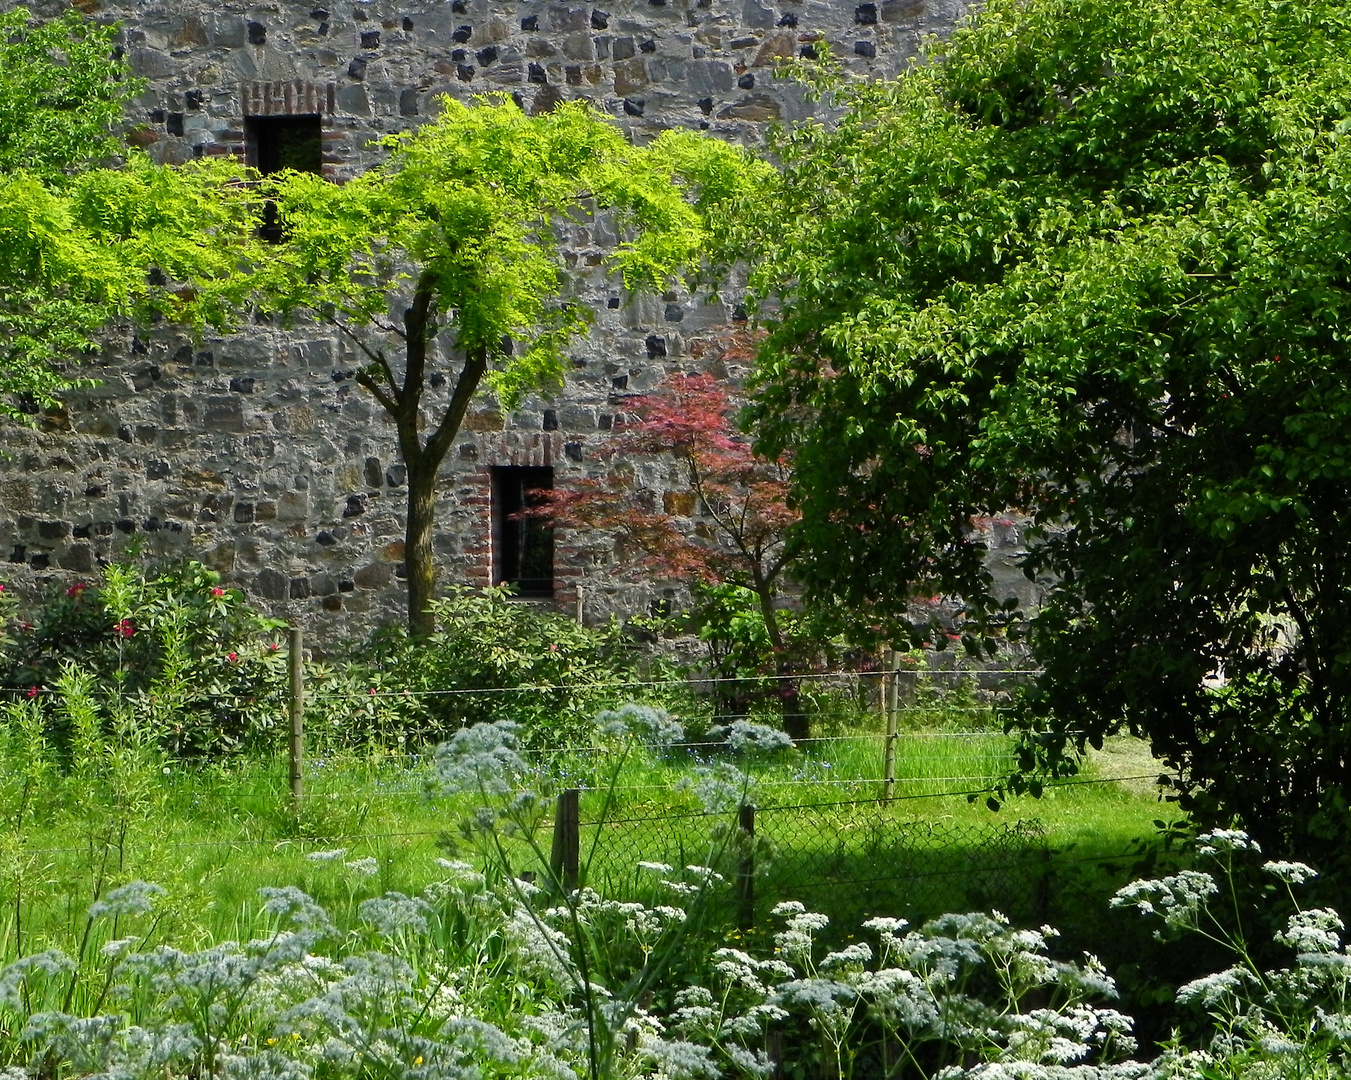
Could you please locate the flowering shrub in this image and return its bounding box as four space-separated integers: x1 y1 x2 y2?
0 560 287 756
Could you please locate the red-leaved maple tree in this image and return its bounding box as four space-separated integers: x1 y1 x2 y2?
541 370 808 738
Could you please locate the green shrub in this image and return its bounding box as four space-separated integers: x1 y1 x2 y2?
338 586 655 750
0 560 287 756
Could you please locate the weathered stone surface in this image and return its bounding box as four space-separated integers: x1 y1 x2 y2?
0 0 982 645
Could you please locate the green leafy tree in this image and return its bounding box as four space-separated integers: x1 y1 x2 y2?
258 96 765 636
0 6 144 421
0 8 257 423
745 0 1351 860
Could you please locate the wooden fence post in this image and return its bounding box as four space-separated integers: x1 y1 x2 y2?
883 650 899 802
738 802 756 930
288 624 304 804
550 788 580 891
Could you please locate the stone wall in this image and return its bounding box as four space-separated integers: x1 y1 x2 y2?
3 0 977 643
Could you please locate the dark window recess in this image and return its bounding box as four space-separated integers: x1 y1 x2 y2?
245 115 324 242
492 466 554 598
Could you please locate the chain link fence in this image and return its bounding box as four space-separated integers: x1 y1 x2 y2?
569 795 1051 931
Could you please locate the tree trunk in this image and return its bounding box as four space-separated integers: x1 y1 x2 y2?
757 583 809 742
405 459 439 638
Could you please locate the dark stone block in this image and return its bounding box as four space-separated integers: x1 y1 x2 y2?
289 577 311 599
166 112 184 136
322 594 342 611
118 425 133 443
84 483 106 497
73 524 91 539
400 88 420 115
452 0 467 12
698 97 713 115
592 9 609 28
403 16 414 29
528 62 547 83
612 375 628 390
394 562 407 579
542 409 558 431
339 579 356 592
343 493 368 518
247 20 267 44
565 442 583 462
147 459 170 480
316 530 338 546
30 553 49 570
361 30 380 48
311 572 337 596
800 44 818 59
234 502 255 523
599 414 614 430
204 397 245 432
59 544 95 572
364 457 383 488
477 45 498 65
566 64 582 84
143 517 162 532
348 56 367 79
195 350 214 366
131 335 148 355
855 3 878 23
457 64 475 81
607 296 621 308
38 521 69 540
855 40 877 57
521 14 538 30
8 546 24 563
664 303 684 321
640 39 656 53
229 376 255 393
623 98 644 116
116 519 136 534
186 89 204 109
255 568 289 601
452 24 472 42
92 521 114 536
386 464 407 486
738 73 755 89
613 37 635 60
779 12 798 27
646 334 666 358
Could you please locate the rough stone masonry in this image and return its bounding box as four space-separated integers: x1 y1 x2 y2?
3 0 1010 644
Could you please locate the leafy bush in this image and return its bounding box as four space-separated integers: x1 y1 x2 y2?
342 586 659 749
0 560 287 757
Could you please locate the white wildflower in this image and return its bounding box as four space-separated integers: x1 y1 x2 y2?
305 848 348 862
344 857 379 878
1263 860 1318 885
89 881 166 920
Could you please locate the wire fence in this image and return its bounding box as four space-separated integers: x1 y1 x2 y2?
0 659 1162 934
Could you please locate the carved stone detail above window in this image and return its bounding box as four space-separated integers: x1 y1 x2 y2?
240 80 334 117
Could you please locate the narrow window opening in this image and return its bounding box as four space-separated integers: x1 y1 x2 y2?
492 466 555 598
245 115 323 242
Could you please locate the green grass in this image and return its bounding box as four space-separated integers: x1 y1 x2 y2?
0 712 1173 963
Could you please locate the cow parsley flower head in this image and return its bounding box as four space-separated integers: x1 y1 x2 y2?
344 857 379 878
1277 908 1344 953
305 848 349 863
597 703 685 749
89 881 166 920
359 892 433 937
707 720 794 753
1111 870 1218 928
1196 829 1260 856
259 886 335 934
1263 860 1318 885
433 720 533 796
679 760 752 813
